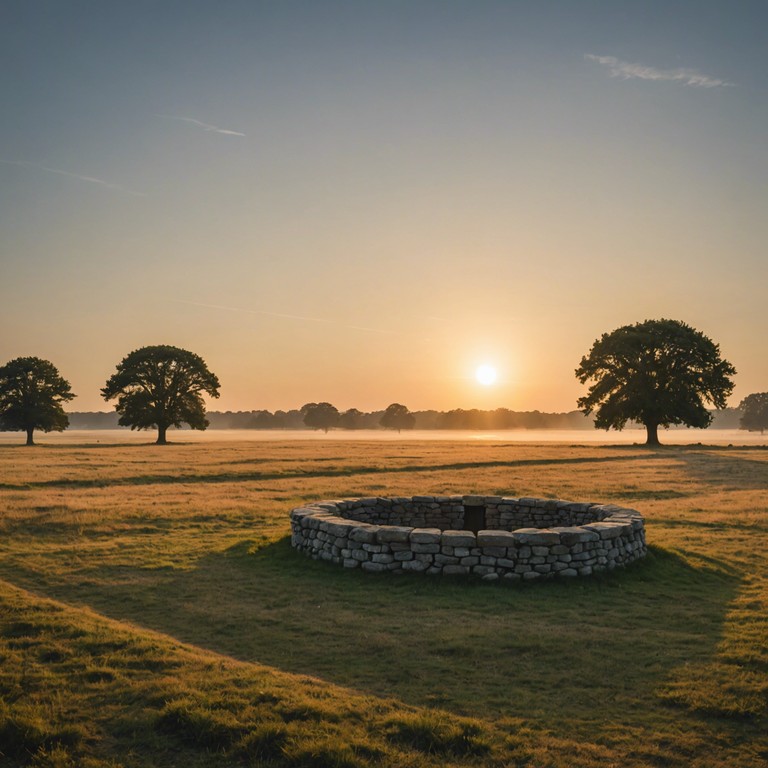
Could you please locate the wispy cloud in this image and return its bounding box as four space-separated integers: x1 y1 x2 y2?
0 159 144 195
585 54 733 88
157 115 246 136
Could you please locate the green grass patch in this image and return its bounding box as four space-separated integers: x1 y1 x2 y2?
1 440 767 766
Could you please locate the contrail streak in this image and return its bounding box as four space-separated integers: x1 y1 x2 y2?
0 159 144 195
157 115 246 136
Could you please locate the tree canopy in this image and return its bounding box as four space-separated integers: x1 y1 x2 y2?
575 319 736 446
300 402 340 432
0 357 75 445
739 392 768 434
380 403 416 432
101 345 220 445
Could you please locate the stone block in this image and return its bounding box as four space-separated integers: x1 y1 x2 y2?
441 530 476 548
584 522 629 539
412 543 440 554
410 528 442 544
376 526 413 543
512 529 561 546
443 565 470 576
348 526 379 543
477 530 517 547
523 571 541 580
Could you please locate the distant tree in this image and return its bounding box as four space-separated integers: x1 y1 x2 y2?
380 403 416 433
0 357 75 445
739 393 768 434
101 345 220 445
575 319 736 446
339 408 365 430
300 402 339 433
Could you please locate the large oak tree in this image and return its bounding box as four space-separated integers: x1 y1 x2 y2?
101 345 220 445
575 319 736 446
0 357 75 445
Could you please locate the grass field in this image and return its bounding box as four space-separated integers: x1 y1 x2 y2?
0 437 766 767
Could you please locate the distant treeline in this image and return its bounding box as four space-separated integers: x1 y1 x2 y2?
66 407 743 431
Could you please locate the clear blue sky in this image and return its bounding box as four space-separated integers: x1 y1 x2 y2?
2 1 766 412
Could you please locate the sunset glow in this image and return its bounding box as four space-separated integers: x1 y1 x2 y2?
476 365 498 387
1 3 766 413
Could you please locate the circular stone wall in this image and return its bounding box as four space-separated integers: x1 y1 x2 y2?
290 495 646 581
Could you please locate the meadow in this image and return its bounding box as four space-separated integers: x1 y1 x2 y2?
0 437 766 767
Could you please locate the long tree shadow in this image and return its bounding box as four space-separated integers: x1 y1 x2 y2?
672 449 768 492
0 453 664 491
31 536 742 731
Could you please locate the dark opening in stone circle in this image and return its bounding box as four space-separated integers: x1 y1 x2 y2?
290 494 647 581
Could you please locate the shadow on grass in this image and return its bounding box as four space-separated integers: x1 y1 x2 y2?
672 450 768 491
0 453 664 491
33 537 743 730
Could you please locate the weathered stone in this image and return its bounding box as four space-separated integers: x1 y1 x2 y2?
290 495 646 581
410 528 442 544
349 525 381 544
584 522 629 539
481 546 506 557
412 543 440 554
441 530 476 548
443 565 470 576
523 571 541 580
477 530 517 547
376 526 412 543
512 530 561 546
554 527 600 545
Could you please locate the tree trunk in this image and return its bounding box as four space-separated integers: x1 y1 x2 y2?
26 427 35 446
645 422 660 447
156 424 168 445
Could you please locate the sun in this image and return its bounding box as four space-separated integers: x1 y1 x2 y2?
475 364 497 386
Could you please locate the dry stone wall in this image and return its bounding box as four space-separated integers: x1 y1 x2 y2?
290 495 646 581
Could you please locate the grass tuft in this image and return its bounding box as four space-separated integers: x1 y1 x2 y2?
384 711 491 757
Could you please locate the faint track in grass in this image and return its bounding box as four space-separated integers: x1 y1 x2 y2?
0 454 665 490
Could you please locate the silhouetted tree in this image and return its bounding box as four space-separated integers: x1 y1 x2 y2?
339 408 365 430
300 402 339 432
739 392 768 434
380 403 415 433
575 319 735 446
0 357 75 445
101 345 220 445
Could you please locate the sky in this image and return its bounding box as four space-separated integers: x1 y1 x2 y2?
1 1 766 413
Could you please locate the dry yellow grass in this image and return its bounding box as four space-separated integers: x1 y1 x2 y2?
1 437 766 766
